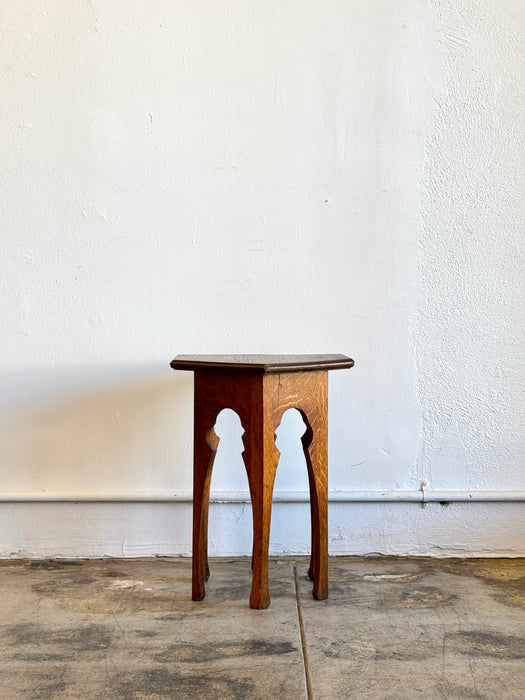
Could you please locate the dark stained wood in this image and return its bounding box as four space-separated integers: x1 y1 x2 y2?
170 353 354 374
192 373 222 601
172 355 354 609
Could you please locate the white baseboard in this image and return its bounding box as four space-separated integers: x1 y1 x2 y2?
0 498 523 559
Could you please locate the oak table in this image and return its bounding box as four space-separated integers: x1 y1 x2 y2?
170 354 354 609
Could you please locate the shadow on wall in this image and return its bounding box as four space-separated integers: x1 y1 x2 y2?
0 363 193 494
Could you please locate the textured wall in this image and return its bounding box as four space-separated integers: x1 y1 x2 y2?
0 0 523 557
415 0 525 493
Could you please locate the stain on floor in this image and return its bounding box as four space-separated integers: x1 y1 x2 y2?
30 569 187 614
110 669 254 700
433 558 525 609
154 640 297 663
7 622 112 656
384 584 458 609
446 630 525 659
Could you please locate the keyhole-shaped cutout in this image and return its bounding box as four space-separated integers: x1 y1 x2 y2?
273 408 310 493
211 408 248 492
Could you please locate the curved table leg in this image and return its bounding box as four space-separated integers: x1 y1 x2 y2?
192 389 221 601
241 402 280 609
302 414 328 600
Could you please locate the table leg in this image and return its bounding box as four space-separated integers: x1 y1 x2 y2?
295 373 328 601
302 417 328 600
192 402 220 601
242 408 280 609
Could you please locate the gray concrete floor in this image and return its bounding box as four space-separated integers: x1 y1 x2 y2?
0 557 524 699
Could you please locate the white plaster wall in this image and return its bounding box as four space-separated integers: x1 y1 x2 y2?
1 0 523 558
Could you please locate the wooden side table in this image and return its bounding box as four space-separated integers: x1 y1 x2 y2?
170 354 354 609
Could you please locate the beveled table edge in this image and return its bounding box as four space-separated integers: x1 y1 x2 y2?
170 353 354 374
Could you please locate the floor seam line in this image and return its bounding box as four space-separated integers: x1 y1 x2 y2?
294 561 314 700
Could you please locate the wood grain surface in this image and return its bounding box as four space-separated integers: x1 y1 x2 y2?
191 369 331 609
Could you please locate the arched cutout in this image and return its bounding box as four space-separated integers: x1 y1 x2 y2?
210 408 249 492
273 408 310 494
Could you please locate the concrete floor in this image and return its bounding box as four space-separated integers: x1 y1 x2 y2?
0 557 524 699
